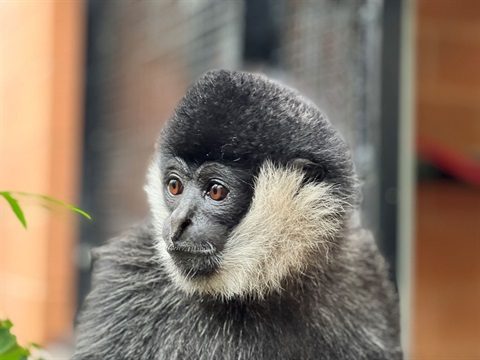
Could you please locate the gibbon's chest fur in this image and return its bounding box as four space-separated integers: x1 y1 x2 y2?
72 224 402 360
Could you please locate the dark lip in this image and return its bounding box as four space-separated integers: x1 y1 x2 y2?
166 243 216 256
166 242 220 278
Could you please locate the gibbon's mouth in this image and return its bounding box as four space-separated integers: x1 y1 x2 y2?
166 243 217 256
166 242 220 278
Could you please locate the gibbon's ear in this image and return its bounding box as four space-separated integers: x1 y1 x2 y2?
288 158 327 184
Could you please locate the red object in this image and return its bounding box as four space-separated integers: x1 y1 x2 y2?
417 137 480 186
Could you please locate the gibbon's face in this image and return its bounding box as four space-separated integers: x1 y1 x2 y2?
146 70 358 299
158 155 253 278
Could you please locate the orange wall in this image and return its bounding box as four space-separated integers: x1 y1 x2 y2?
414 182 480 359
0 1 85 344
413 0 480 358
416 0 480 156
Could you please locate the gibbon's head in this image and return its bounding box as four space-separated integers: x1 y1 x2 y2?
146 70 358 299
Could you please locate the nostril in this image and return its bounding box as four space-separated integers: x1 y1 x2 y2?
171 218 192 243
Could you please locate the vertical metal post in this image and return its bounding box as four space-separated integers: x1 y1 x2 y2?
380 0 415 355
379 0 402 282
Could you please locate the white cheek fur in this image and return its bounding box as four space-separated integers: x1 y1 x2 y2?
145 158 347 299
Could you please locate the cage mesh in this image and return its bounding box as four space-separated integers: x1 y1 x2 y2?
82 0 383 256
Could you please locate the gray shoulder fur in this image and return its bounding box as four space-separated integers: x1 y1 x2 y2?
73 222 402 360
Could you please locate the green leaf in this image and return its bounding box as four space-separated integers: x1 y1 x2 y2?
0 192 27 228
13 192 91 220
0 191 91 228
3 347 30 360
0 328 16 354
0 319 30 358
0 320 13 330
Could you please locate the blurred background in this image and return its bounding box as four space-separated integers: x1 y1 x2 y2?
0 0 478 359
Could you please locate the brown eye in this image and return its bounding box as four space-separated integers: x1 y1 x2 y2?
168 179 183 195
208 183 229 201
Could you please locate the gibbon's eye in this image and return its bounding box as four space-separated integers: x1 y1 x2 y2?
168 178 184 196
208 183 229 201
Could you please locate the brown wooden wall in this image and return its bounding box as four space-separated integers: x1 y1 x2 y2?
0 1 85 345
416 0 480 156
413 0 480 358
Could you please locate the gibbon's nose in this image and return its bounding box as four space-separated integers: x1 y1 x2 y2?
169 207 192 243
171 218 192 243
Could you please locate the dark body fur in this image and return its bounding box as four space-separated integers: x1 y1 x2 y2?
73 70 402 359
73 223 401 360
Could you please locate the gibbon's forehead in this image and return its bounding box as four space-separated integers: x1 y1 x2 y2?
160 70 346 168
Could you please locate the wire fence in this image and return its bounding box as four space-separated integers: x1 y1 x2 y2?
80 0 384 284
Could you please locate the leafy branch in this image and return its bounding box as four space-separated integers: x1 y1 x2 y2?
0 191 91 229
0 319 42 360
0 191 90 359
